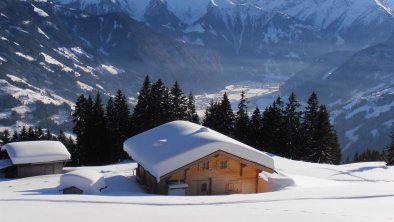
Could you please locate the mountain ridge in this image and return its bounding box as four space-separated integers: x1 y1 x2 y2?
0 0 393 158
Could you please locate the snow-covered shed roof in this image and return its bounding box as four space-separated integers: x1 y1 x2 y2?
59 169 106 195
123 121 275 181
3 141 71 165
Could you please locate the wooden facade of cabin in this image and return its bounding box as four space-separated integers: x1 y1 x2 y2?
2 161 66 178
136 150 274 195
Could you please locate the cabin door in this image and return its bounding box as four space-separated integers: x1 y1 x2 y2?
196 179 211 195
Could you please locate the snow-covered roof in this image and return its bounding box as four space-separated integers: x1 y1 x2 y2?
123 121 275 181
59 169 106 195
3 141 71 165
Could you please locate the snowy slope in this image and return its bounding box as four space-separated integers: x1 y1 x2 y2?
280 36 394 157
0 0 221 131
0 158 393 222
332 91 394 158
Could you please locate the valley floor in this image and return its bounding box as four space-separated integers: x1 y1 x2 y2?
0 156 393 222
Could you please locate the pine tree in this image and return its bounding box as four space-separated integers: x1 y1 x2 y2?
106 97 117 162
353 152 359 163
1 129 11 145
169 81 188 121
205 93 235 136
72 95 88 137
384 125 394 165
20 126 28 141
72 94 88 165
248 106 263 150
114 90 131 134
220 92 235 136
261 97 286 155
203 99 220 129
57 130 67 144
353 149 384 162
73 92 109 165
283 92 303 159
72 94 96 165
27 126 38 141
106 90 131 162
234 91 249 143
132 76 152 134
303 92 320 161
149 79 171 127
83 95 95 165
310 105 341 164
113 90 131 160
186 92 200 123
302 93 341 164
90 92 109 165
11 130 20 142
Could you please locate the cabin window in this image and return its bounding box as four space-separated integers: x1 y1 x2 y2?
240 164 246 176
219 160 227 169
202 161 209 170
226 182 241 193
201 183 208 192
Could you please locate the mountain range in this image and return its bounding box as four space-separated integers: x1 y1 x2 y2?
0 0 393 158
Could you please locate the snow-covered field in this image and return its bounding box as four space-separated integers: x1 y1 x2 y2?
0 156 393 222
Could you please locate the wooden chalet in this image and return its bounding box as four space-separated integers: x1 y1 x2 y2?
0 141 71 178
124 121 275 195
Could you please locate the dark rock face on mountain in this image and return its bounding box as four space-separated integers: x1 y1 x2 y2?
0 0 221 130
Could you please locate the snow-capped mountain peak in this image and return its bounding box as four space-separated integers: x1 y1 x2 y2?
54 0 394 33
247 0 392 29
2 0 394 158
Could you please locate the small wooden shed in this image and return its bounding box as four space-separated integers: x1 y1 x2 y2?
124 121 275 195
0 141 71 178
59 169 107 195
